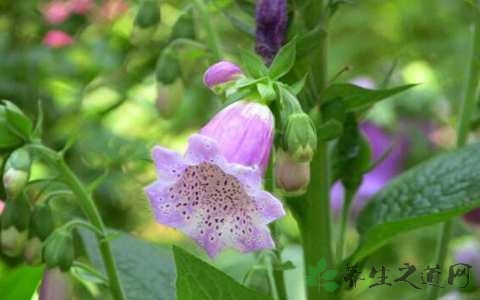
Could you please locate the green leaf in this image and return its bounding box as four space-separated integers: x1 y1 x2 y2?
321 83 416 112
297 25 326 58
321 270 338 281
305 276 318 286
289 74 308 95
354 143 480 262
174 246 271 300
3 100 33 140
307 265 318 277
317 258 327 273
240 50 269 78
323 281 339 292
317 119 343 141
269 38 297 79
81 230 176 300
0 265 43 300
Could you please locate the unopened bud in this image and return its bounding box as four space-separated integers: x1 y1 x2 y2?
1 226 28 257
1 196 30 256
255 0 288 64
30 203 54 241
43 229 75 271
24 236 43 265
3 147 31 199
156 81 183 119
135 0 161 28
170 7 195 40
275 150 310 195
155 47 181 85
283 113 317 163
203 61 243 94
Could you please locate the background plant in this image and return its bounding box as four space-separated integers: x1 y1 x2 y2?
0 1 479 300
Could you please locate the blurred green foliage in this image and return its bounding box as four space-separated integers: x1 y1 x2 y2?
0 0 479 299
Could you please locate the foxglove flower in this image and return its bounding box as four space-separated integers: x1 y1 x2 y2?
255 0 288 64
43 31 74 48
145 101 285 257
39 268 71 300
331 122 408 218
69 0 93 14
454 240 480 286
42 1 71 24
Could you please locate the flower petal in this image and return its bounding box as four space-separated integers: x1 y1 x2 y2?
233 225 275 253
185 134 222 165
145 180 186 227
152 146 186 180
252 191 286 223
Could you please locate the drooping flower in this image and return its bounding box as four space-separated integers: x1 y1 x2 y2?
42 1 71 24
145 100 285 257
331 122 408 218
98 0 129 22
69 0 93 14
203 61 243 90
39 268 71 300
255 0 288 64
43 30 74 48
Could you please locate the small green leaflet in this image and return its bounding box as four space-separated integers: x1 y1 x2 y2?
0 265 43 300
321 83 417 112
269 38 297 79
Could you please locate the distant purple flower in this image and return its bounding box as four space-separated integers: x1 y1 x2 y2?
203 61 243 90
255 0 288 64
463 208 480 225
145 101 285 257
331 122 408 217
454 241 480 285
39 268 70 300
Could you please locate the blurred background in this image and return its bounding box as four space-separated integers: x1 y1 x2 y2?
0 0 479 299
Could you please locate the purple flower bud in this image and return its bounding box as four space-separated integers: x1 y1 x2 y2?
255 0 288 64
463 208 480 225
203 61 243 91
145 100 285 257
39 268 71 300
275 150 310 195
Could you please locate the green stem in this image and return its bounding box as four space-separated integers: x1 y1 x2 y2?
192 0 223 60
298 1 331 300
428 8 480 300
336 188 356 264
266 154 288 300
33 145 126 300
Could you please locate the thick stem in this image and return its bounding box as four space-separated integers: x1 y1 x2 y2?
192 0 223 61
298 1 331 300
428 9 480 300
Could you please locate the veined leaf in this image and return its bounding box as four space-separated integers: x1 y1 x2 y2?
353 143 480 262
240 50 269 78
81 230 176 300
